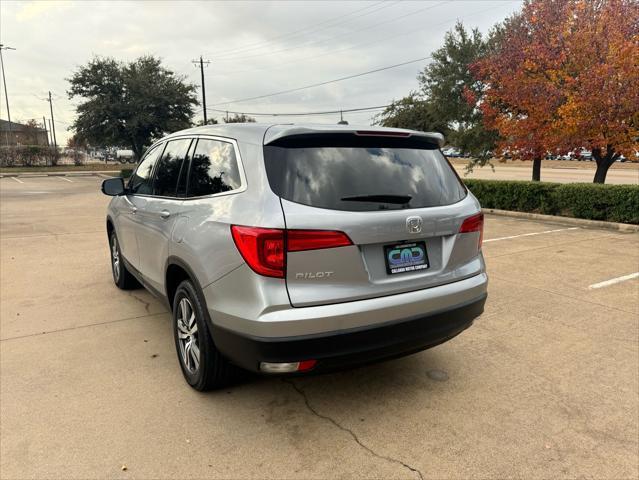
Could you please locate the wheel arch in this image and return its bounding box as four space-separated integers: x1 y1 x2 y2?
106 215 115 238
165 256 204 312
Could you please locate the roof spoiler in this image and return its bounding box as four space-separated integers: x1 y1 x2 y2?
264 127 445 148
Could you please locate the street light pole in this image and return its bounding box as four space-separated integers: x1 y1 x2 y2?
0 44 16 146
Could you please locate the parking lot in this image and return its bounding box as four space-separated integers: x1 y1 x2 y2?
1 175 637 479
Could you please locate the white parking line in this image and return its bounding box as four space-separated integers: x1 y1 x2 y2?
589 272 639 290
58 176 74 183
10 177 24 184
484 227 579 243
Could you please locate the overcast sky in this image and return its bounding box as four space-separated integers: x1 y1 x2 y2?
1 0 521 144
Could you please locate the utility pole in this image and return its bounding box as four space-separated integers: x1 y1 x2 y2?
0 44 16 146
192 56 210 125
42 116 49 146
47 119 53 145
47 91 57 149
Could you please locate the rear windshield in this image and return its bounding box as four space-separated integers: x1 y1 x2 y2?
263 134 466 211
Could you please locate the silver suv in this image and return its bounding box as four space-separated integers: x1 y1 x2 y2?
101 124 487 390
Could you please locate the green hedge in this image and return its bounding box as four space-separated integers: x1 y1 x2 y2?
464 179 639 225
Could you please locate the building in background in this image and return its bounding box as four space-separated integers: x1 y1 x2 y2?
0 119 49 146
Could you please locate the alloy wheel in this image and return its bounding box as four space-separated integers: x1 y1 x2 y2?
176 297 200 373
111 236 120 282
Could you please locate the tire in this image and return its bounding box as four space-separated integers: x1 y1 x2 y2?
109 231 140 290
172 279 235 391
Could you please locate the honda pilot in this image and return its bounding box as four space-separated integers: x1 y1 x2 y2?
101 124 487 390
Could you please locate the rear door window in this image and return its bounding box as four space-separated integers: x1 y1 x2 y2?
128 144 164 195
187 138 241 197
263 134 466 211
153 138 192 197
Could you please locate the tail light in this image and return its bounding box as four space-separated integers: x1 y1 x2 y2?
459 213 484 250
231 226 285 278
287 229 352 252
355 130 411 137
231 226 353 278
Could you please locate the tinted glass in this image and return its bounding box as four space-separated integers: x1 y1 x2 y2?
153 139 192 197
264 136 466 211
176 141 196 198
188 139 241 197
128 145 163 195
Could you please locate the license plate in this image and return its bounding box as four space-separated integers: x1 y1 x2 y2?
384 241 429 275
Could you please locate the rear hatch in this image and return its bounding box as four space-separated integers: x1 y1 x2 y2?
263 131 483 307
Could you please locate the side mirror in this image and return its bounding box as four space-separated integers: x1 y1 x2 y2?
101 177 126 196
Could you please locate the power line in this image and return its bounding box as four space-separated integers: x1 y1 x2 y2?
215 3 504 78
209 1 445 64
207 0 390 59
203 104 390 117
211 55 432 107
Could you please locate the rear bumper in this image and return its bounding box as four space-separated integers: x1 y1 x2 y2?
204 268 488 338
211 294 486 373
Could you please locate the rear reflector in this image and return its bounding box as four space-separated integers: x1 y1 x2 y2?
459 213 484 249
231 226 352 278
260 360 317 373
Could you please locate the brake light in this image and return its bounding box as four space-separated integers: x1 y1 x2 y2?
355 130 411 137
287 229 352 252
459 213 484 249
231 226 285 278
231 226 353 278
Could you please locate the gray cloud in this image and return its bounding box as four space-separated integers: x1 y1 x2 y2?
1 0 521 144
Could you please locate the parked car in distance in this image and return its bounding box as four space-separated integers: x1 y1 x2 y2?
116 149 136 163
101 124 488 390
574 149 593 161
442 147 462 157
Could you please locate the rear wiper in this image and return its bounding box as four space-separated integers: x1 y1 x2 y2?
341 194 412 204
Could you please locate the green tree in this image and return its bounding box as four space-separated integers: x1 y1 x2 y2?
21 119 44 145
224 113 256 123
378 22 498 165
376 93 447 133
68 56 198 159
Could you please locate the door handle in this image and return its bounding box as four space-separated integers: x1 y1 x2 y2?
159 210 171 219
131 206 137 215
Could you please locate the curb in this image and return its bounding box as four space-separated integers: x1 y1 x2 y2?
484 208 639 233
0 171 119 178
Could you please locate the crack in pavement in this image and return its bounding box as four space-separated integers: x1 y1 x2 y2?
128 292 152 313
0 311 165 342
283 378 424 480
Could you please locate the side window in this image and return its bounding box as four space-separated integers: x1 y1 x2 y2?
128 145 163 195
176 140 196 198
188 139 241 197
153 138 192 197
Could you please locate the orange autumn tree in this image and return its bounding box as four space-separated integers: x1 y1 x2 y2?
473 0 639 183
471 0 572 181
552 0 639 183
